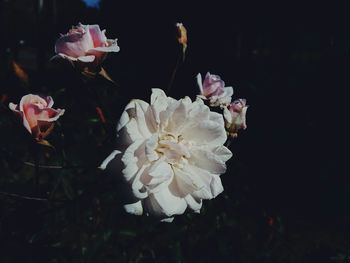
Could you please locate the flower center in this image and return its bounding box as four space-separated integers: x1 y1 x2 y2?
156 133 190 168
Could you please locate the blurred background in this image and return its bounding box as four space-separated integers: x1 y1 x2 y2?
0 0 349 262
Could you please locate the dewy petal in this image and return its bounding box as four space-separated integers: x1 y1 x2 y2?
124 200 143 216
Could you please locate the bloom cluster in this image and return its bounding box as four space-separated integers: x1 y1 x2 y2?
8 23 248 222
197 72 248 138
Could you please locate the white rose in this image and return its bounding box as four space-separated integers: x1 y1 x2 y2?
101 89 232 221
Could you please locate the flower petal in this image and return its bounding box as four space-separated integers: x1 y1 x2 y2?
99 150 121 170
124 200 143 215
189 146 228 174
181 119 227 147
185 195 202 212
88 25 107 48
77 55 95 62
145 187 187 217
121 140 145 181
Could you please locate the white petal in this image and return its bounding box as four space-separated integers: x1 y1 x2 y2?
117 109 130 132
150 88 169 125
8 102 19 112
151 88 168 105
145 134 159 162
134 100 153 139
189 147 227 174
187 165 217 200
185 194 202 212
57 53 78 61
173 166 204 197
161 217 174 223
223 86 234 97
145 187 187 217
124 201 143 215
122 118 144 142
131 164 149 199
196 73 204 95
181 119 227 147
209 111 225 126
88 45 120 53
99 150 121 170
167 100 188 133
144 159 173 191
121 140 145 181
77 55 95 62
212 145 233 162
210 174 224 198
223 107 232 124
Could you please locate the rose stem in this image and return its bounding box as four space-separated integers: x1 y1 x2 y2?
167 48 184 93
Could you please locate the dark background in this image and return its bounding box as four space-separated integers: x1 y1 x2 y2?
0 1 349 262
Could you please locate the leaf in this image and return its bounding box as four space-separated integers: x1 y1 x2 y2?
12 61 29 85
99 67 116 84
36 139 54 148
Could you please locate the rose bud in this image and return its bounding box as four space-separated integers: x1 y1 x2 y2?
176 22 187 54
223 99 248 138
9 94 65 141
197 72 233 107
54 23 119 71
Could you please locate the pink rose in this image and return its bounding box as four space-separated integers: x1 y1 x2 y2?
197 72 233 107
223 99 248 138
54 23 119 65
9 94 65 140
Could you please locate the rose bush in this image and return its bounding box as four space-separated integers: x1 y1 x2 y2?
9 94 65 141
101 89 232 221
197 72 233 107
54 23 119 66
